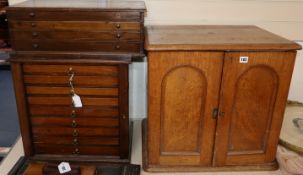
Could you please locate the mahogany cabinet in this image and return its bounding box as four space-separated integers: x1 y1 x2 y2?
6 0 145 167
143 25 301 172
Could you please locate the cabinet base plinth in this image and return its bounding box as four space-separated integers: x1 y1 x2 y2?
141 119 279 172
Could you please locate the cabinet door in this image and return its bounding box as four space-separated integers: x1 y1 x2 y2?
214 52 296 166
148 52 224 166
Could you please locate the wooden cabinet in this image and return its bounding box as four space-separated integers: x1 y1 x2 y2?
7 0 145 164
143 25 301 172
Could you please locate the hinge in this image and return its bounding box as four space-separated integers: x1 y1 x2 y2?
213 108 224 119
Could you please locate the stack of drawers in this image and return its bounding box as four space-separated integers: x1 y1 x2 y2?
7 0 145 162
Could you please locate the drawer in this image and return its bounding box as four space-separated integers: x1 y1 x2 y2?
9 21 141 30
32 127 119 137
30 117 119 127
23 64 118 76
26 86 118 96
33 136 119 146
27 96 118 107
35 145 119 156
11 30 141 41
29 106 119 117
24 75 118 87
7 10 141 21
13 40 141 52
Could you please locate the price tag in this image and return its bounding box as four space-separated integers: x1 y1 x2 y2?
72 94 83 108
58 162 71 174
240 56 249 63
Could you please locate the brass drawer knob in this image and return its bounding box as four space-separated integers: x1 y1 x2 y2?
73 148 80 155
32 44 39 49
32 32 38 37
73 130 78 137
73 138 78 145
116 33 121 39
115 45 121 50
72 120 77 128
29 12 35 17
116 23 121 29
71 110 76 118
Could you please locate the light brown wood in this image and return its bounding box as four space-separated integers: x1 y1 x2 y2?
144 25 300 172
214 52 296 166
148 51 223 166
145 25 301 51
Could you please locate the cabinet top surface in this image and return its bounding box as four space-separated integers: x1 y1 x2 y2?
8 0 146 11
145 25 301 51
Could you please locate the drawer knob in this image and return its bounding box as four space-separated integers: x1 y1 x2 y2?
72 120 77 128
115 45 121 50
73 138 79 145
29 12 35 17
71 110 76 118
31 22 36 27
32 44 39 49
73 130 78 137
116 33 121 39
32 32 38 37
73 148 80 155
116 23 121 29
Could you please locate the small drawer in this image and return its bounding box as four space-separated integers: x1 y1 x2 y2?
33 136 119 146
24 75 118 87
27 96 118 107
13 40 142 52
30 117 119 127
26 86 118 96
23 64 118 76
32 127 119 137
34 145 120 156
9 21 141 31
29 106 119 118
10 31 141 41
7 10 141 21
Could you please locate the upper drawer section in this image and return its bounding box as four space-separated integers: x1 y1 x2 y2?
7 10 142 21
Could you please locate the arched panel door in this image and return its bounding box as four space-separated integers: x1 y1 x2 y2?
214 52 296 166
148 51 224 166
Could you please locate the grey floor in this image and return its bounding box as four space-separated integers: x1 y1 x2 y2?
0 66 20 148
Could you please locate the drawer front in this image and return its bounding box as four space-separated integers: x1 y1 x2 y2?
35 145 120 156
13 40 141 52
7 10 141 21
31 117 119 127
9 21 141 31
32 127 119 137
29 106 119 118
10 30 141 41
33 136 119 146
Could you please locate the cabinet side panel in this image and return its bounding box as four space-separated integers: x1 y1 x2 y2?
161 66 206 154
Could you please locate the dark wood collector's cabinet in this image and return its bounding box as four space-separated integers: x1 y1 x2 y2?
6 0 145 172
143 25 301 172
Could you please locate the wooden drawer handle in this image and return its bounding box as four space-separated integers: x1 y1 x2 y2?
32 44 39 49
29 12 35 17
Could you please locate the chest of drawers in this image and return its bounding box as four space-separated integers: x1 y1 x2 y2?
7 0 145 165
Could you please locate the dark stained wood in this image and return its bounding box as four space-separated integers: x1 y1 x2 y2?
27 97 118 106
35 145 119 155
10 31 141 41
10 63 34 156
148 52 223 166
145 25 301 51
29 106 119 117
118 64 129 159
33 136 119 146
144 25 300 172
214 51 297 166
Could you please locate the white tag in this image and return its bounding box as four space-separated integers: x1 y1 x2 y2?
72 94 83 108
240 56 249 63
58 162 71 174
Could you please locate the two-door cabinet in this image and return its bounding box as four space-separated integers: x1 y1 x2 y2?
143 25 301 172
